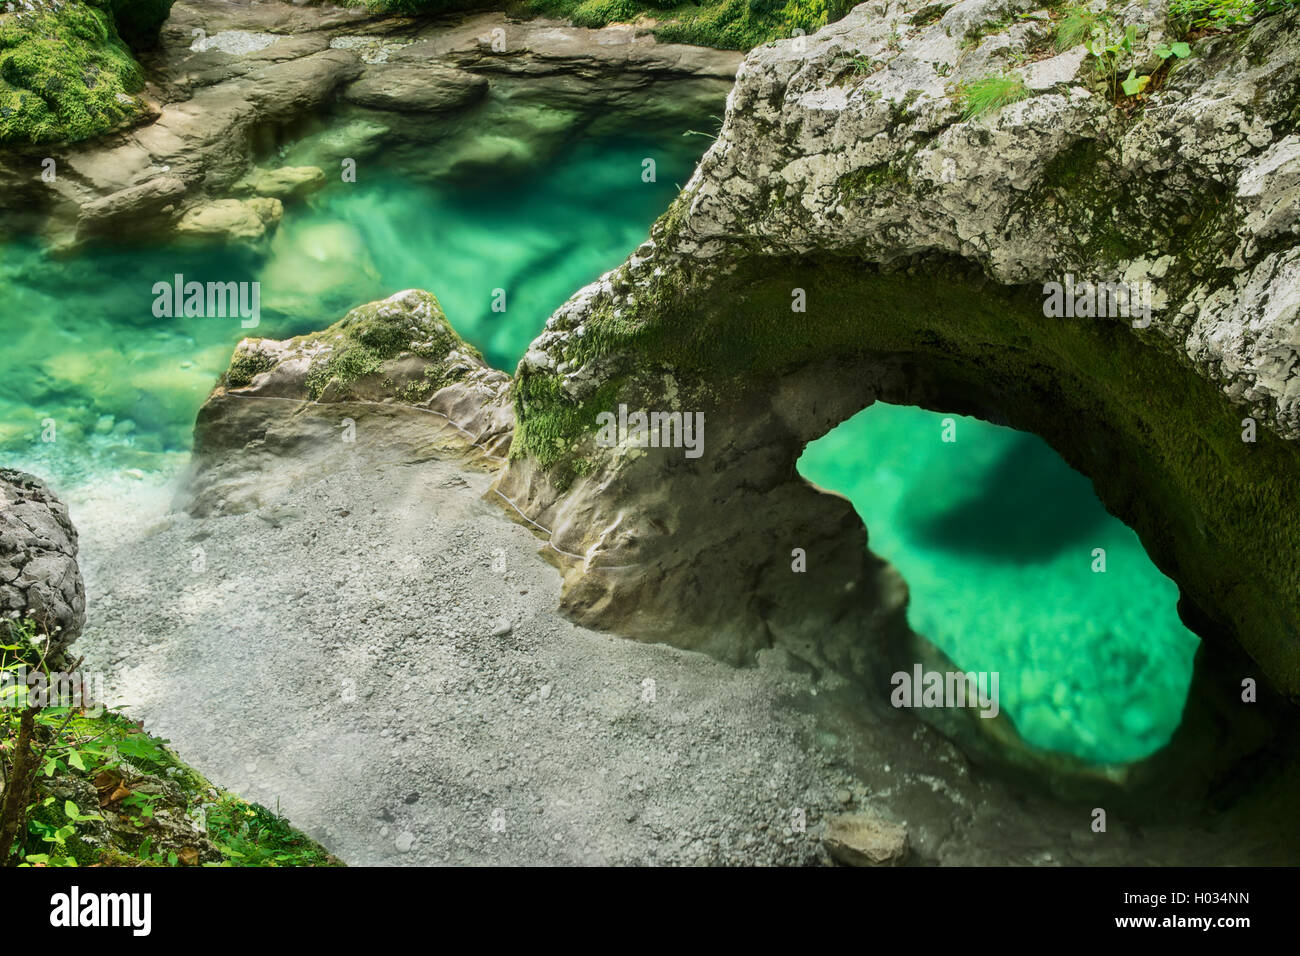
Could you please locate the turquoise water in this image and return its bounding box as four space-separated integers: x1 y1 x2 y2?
0 134 696 487
798 405 1199 764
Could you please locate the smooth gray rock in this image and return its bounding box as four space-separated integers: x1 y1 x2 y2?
342 64 488 114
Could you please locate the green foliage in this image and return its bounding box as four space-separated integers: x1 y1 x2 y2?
355 0 854 50
3 701 338 867
204 799 337 866
959 73 1029 120
0 1 147 145
1168 0 1297 31
1057 7 1195 105
1055 5 1103 51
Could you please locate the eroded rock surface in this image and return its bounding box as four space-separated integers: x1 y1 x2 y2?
0 469 86 659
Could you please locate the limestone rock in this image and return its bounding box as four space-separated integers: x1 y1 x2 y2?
76 175 188 239
497 3 1300 699
0 469 86 659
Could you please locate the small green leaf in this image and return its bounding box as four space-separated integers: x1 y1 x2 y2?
1170 41 1191 58
1121 70 1151 96
64 800 78 820
67 749 85 771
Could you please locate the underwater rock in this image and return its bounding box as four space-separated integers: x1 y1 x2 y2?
0 469 86 660
233 164 327 199
258 220 381 317
176 197 283 241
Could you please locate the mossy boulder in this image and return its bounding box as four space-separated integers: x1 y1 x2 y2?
0 1 151 146
188 290 513 515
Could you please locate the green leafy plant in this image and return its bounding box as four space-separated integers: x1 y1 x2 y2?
1056 7 1195 105
1155 41 1193 59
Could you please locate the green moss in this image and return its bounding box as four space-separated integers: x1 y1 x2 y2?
837 162 911 199
299 292 480 399
0 2 148 145
225 346 277 388
305 342 386 398
511 368 623 468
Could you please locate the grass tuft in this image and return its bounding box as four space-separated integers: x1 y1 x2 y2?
959 73 1029 120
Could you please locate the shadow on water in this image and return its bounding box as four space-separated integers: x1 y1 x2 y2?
899 432 1111 564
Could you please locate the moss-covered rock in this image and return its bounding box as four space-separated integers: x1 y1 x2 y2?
0 1 150 146
299 289 475 399
187 290 513 515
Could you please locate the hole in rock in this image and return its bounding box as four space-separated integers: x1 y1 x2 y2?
797 403 1199 765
